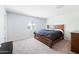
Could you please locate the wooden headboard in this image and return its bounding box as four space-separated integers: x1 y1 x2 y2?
47 24 64 31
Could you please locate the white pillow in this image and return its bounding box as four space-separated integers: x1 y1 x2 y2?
54 29 64 33
46 25 55 30
0 44 2 47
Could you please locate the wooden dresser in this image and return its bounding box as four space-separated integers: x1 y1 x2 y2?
71 32 79 53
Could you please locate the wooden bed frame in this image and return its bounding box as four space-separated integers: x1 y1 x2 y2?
34 24 64 48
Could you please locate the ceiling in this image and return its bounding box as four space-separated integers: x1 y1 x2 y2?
5 5 57 18
5 5 79 18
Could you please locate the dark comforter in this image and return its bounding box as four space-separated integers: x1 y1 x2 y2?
34 29 63 40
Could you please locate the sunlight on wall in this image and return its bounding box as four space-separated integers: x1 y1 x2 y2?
46 15 64 25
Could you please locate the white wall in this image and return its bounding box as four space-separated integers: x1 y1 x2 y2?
47 9 79 41
0 6 6 44
7 12 46 41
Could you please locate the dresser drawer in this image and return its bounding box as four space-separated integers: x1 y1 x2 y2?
71 32 79 53
71 33 79 38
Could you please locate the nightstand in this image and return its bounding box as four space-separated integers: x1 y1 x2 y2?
71 32 79 53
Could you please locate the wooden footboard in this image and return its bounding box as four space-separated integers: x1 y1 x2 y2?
34 34 53 48
34 34 64 48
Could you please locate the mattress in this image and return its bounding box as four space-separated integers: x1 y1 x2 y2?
34 29 63 40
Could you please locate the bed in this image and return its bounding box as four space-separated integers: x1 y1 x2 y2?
34 24 64 48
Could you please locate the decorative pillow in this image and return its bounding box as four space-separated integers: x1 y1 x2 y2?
47 25 55 30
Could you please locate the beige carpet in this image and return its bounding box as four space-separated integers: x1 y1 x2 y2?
52 40 74 54
13 38 74 54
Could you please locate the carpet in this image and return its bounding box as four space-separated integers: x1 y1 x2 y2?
13 38 74 54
